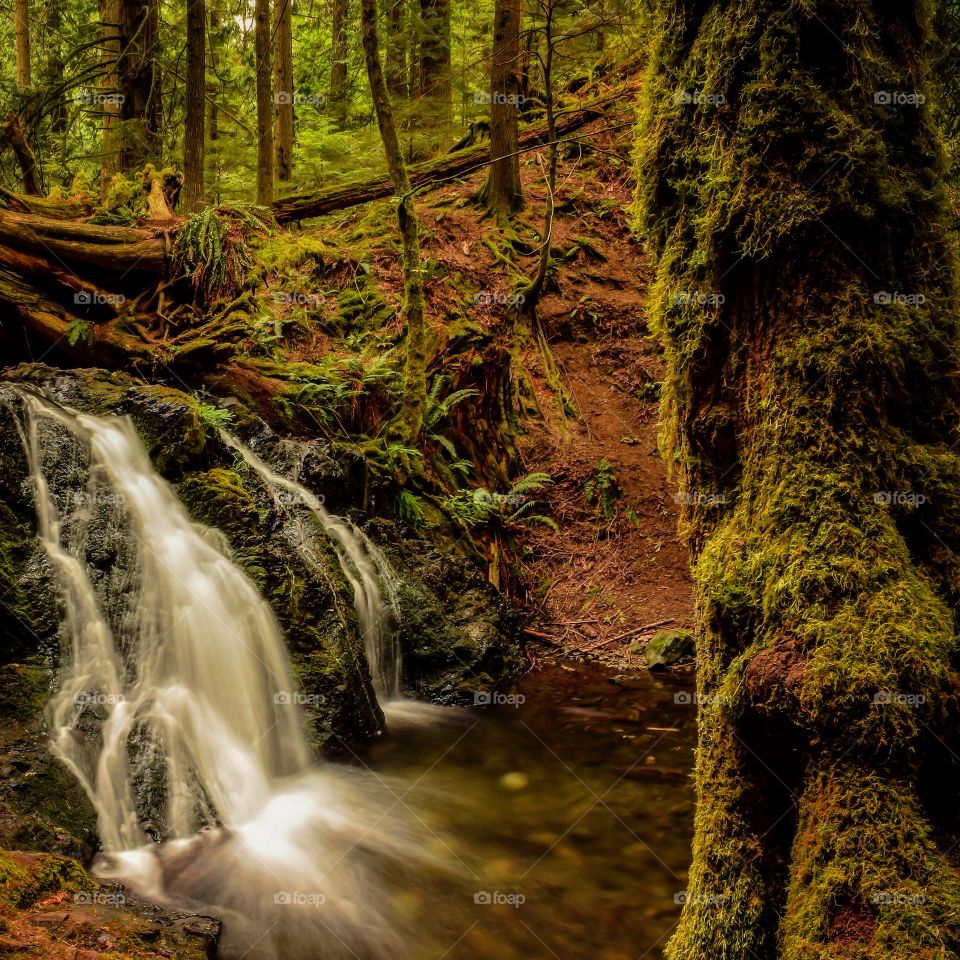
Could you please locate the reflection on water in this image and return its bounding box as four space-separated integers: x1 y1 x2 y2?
360 660 696 960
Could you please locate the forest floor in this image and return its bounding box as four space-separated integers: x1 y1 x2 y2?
305 108 695 666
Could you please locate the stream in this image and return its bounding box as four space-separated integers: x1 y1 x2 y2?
361 663 695 960
12 390 695 960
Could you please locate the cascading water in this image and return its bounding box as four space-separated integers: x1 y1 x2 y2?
16 391 428 959
220 432 403 705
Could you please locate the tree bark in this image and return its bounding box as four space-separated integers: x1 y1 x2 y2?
482 0 524 218
99 0 122 183
416 0 451 150
44 0 67 134
117 0 161 170
636 2 960 957
3 114 41 196
359 0 427 445
273 0 294 178
254 0 274 204
385 0 407 97
330 0 350 129
15 0 31 88
182 0 206 212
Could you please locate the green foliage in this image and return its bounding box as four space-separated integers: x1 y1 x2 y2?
65 318 93 347
584 458 619 519
395 489 427 527
441 473 556 532
195 400 234 437
173 206 273 303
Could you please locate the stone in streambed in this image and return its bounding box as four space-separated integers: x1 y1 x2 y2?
641 629 695 670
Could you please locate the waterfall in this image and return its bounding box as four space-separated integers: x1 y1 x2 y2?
220 432 402 705
16 392 423 959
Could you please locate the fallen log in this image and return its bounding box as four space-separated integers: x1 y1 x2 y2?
271 102 605 223
0 208 168 277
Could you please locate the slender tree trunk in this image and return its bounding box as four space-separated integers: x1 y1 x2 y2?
526 0 555 306
14 0 31 88
44 0 67 133
637 2 960 957
330 0 350 129
273 0 294 178
359 0 427 445
3 114 41 195
254 0 274 204
182 0 206 211
117 0 161 170
99 0 122 183
482 0 523 218
417 0 451 150
385 0 407 97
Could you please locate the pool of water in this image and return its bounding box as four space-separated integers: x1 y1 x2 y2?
357 659 697 960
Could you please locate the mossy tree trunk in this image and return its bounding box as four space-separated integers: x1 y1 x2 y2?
636 3 960 958
360 0 428 445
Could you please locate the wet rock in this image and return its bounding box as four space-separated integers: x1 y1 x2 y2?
642 629 695 670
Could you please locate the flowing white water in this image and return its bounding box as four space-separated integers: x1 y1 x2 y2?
220 432 403 705
18 394 425 959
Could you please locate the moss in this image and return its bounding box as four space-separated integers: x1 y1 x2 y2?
0 850 91 910
635 1 960 957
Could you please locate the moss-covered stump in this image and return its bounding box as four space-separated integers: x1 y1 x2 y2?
636 2 960 957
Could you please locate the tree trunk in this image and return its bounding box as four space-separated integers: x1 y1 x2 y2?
330 0 350 129
182 0 206 212
482 0 523 219
636 3 960 957
385 0 407 97
44 0 67 133
3 114 41 196
99 0 122 183
15 0 31 88
359 0 427 445
117 0 161 170
254 0 274 204
416 0 451 150
273 0 294 178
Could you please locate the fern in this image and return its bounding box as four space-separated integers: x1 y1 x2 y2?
65 318 94 347
396 490 426 527
585 458 619 519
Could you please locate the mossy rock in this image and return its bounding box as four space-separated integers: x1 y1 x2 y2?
641 628 695 670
